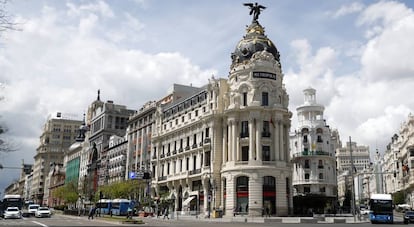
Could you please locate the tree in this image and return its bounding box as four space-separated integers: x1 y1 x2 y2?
0 0 17 34
0 0 19 154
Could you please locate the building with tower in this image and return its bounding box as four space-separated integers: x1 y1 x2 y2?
30 112 82 205
150 5 293 217
289 87 340 215
87 90 135 188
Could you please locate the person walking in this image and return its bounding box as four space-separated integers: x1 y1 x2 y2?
163 207 169 220
88 206 96 220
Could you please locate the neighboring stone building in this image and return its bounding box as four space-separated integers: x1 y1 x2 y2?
30 112 82 204
382 113 414 207
336 141 370 212
150 14 293 217
44 162 65 207
290 87 340 215
383 134 399 195
87 90 135 188
107 134 128 184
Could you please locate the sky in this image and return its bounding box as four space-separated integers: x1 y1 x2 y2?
1 0 414 194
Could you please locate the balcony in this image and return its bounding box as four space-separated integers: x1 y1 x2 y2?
240 132 249 138
172 150 177 155
160 154 165 158
292 150 332 159
157 176 167 181
204 138 211 143
185 146 190 151
166 152 170 157
192 144 197 149
199 142 203 146
261 131 271 138
189 168 201 175
179 148 183 153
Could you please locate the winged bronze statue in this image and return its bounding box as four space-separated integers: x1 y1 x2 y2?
244 2 266 21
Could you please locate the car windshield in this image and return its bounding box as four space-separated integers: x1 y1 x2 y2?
39 207 49 211
406 211 414 215
7 208 18 211
29 205 39 209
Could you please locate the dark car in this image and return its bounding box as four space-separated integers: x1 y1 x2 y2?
404 211 414 224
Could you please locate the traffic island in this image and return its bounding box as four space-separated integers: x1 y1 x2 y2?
121 219 144 224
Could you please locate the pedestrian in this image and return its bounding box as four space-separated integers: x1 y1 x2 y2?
266 207 270 217
127 207 133 219
233 207 237 217
163 207 169 220
88 206 96 220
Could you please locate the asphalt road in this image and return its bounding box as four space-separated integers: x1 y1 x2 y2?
0 213 409 227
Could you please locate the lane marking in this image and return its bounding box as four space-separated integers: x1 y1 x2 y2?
31 220 48 227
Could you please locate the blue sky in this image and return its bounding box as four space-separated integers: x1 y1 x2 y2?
1 0 414 194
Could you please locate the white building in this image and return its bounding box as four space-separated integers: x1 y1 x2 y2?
151 16 293 217
289 87 340 215
107 135 128 184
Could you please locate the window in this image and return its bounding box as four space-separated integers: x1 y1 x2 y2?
304 187 310 193
318 160 323 169
186 157 189 170
242 92 247 106
319 173 323 180
241 121 249 138
262 146 270 161
262 121 270 137
320 187 326 193
205 151 211 167
305 173 310 180
304 160 310 168
262 92 269 106
241 146 249 161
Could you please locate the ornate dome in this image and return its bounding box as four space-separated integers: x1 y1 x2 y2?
231 21 280 68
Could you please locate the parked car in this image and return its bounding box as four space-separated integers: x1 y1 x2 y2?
360 208 371 215
3 207 21 219
404 211 414 224
35 207 51 218
28 204 40 216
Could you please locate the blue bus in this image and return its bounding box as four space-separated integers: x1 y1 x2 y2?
111 199 135 216
369 193 393 224
96 199 112 215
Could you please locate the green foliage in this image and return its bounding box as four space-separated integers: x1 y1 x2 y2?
52 180 79 204
393 191 405 205
98 180 146 199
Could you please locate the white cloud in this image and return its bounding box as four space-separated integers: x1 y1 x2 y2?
358 1 414 82
331 2 364 18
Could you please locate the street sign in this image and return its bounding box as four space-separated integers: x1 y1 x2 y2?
129 172 136 179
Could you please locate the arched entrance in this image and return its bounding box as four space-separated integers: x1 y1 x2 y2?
263 176 276 216
236 176 249 213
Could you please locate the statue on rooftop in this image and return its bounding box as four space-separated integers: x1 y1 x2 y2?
243 2 266 22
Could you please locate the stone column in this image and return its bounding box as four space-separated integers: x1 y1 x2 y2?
274 121 280 160
256 120 262 161
279 122 284 161
223 122 228 162
248 173 263 216
275 174 288 216
249 119 254 160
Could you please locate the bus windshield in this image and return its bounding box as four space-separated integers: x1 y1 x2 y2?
370 199 393 213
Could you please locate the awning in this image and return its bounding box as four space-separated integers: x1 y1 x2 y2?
183 196 195 206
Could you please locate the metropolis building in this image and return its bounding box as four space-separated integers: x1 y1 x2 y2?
150 12 293 217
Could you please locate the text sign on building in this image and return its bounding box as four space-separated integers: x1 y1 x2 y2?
253 72 277 80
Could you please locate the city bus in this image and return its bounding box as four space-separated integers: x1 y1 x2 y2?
111 199 135 216
2 194 24 210
96 199 112 215
369 193 393 224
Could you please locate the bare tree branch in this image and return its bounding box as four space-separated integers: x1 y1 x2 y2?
0 0 19 33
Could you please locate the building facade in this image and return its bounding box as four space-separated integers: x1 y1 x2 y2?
30 112 82 204
87 91 135 188
150 15 293 217
290 87 340 215
107 135 128 184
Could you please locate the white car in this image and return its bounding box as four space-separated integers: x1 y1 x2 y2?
28 204 40 216
3 207 21 219
35 207 51 218
360 209 371 215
